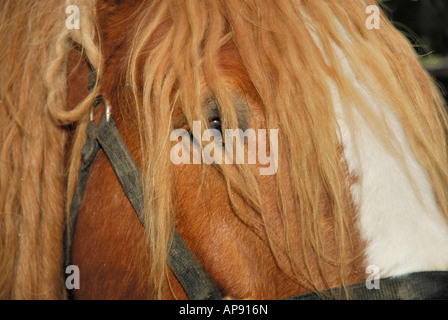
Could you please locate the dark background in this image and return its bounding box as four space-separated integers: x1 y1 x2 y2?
385 0 448 101
386 0 448 55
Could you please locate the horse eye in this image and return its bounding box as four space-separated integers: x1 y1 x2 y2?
209 117 222 133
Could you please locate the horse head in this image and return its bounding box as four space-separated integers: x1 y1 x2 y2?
1 0 448 299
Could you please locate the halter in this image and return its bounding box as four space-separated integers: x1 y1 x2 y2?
64 70 448 300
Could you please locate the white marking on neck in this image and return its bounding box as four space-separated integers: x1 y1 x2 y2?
331 48 448 277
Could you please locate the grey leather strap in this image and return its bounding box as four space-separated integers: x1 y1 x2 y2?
286 271 448 300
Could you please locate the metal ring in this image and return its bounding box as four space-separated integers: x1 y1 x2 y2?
89 97 112 122
89 105 95 122
105 100 112 122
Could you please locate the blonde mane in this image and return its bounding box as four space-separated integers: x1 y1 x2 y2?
1 0 447 299
0 0 100 299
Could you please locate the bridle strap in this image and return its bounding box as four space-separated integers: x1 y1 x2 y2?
66 115 223 300
286 271 448 300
